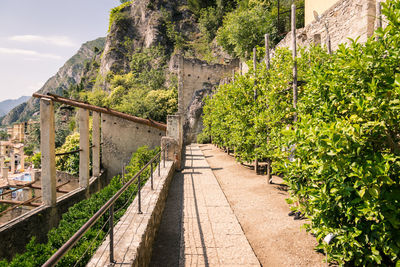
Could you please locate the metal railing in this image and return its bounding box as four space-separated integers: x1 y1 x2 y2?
42 144 169 267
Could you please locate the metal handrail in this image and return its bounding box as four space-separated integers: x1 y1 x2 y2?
42 145 168 267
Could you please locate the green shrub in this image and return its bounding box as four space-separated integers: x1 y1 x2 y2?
2 146 159 266
109 1 131 32
197 131 211 144
203 1 400 265
216 5 277 59
55 132 81 176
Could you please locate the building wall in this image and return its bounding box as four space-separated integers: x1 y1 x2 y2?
277 0 377 51
305 0 340 25
178 57 239 144
101 113 165 180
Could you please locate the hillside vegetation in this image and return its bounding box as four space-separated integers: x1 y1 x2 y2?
202 1 400 265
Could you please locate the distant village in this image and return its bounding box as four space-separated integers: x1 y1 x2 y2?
0 121 38 207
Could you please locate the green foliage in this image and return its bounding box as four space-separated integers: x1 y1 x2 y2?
161 9 185 51
197 131 211 144
23 144 34 157
55 110 74 148
216 5 277 59
129 45 168 89
29 152 41 169
203 2 400 265
3 146 159 266
109 1 131 32
0 130 9 141
84 46 178 123
55 132 81 176
198 6 223 42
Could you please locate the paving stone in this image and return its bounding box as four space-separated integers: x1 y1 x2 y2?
179 145 260 266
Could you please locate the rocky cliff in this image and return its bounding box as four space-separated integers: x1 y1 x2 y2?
99 0 197 79
1 37 105 125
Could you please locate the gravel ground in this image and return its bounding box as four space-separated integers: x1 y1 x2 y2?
199 144 325 267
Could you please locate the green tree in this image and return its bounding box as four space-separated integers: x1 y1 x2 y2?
216 5 277 58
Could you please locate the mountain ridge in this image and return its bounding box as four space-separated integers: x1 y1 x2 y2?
0 96 30 117
1 37 106 126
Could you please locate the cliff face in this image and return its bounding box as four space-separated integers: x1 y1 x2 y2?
1 37 105 125
100 0 197 79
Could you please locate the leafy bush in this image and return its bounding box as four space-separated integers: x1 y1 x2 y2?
109 1 131 32
1 146 159 267
55 132 81 176
202 2 400 265
198 6 223 41
28 152 41 169
216 5 277 59
197 131 211 144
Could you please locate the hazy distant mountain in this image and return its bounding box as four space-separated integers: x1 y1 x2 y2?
1 37 106 126
0 96 30 116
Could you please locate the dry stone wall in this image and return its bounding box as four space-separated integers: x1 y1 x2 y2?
277 0 377 51
178 56 239 144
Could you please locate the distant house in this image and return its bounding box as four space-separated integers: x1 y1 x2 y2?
278 0 380 50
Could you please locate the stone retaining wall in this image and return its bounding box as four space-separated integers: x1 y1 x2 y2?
276 0 377 51
88 161 175 266
0 171 107 261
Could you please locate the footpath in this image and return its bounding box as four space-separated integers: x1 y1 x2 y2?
199 144 325 266
150 144 260 266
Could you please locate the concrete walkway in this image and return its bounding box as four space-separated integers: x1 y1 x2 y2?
151 144 260 266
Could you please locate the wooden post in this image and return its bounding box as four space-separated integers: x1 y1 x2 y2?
267 160 272 184
253 47 259 174
376 0 382 41
40 98 57 207
79 108 90 189
253 47 257 100
292 3 298 121
92 111 101 177
265 34 270 70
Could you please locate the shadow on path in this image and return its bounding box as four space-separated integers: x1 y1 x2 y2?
149 155 185 266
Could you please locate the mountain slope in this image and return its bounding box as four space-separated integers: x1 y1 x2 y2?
0 96 30 116
1 37 106 126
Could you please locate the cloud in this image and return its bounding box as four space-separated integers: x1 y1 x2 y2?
9 35 77 47
0 47 62 60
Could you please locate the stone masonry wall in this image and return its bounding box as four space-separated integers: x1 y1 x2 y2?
277 0 377 51
178 56 239 144
101 113 166 180
88 161 175 266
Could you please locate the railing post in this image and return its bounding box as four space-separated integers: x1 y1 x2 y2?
92 111 101 177
151 162 154 190
40 98 57 207
109 204 115 264
163 146 166 168
122 164 125 184
158 153 161 176
138 174 142 214
267 160 272 184
79 108 90 190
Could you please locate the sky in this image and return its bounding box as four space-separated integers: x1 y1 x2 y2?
0 0 119 102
